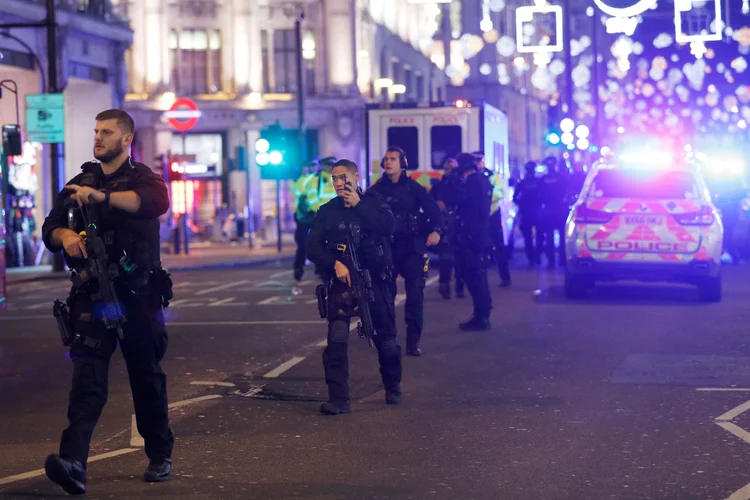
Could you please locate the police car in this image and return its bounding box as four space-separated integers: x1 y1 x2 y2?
564 151 723 301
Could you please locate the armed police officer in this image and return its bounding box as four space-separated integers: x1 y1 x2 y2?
369 147 442 357
41 109 174 495
453 153 493 331
432 157 465 299
476 151 511 287
540 156 569 268
307 159 402 415
513 161 544 267
292 159 319 284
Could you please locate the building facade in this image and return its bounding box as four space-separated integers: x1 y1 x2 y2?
115 0 446 241
438 0 550 171
0 0 132 267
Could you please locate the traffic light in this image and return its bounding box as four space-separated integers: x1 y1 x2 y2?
255 123 300 180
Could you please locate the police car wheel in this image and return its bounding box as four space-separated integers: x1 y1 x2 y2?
697 276 722 303
564 273 589 300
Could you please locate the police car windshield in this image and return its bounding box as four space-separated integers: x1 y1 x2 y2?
590 169 699 200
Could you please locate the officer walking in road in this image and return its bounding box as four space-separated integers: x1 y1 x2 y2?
432 157 464 300
540 156 568 268
41 109 174 495
476 151 512 287
294 156 338 283
307 159 402 415
292 159 318 283
369 147 443 357
513 161 544 266
453 153 493 331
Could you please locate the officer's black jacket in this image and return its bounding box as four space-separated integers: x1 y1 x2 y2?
42 159 170 271
368 174 442 240
513 176 542 214
455 172 492 250
306 190 396 275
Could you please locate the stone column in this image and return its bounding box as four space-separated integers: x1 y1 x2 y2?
325 0 357 93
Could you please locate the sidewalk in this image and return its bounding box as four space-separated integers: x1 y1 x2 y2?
5 237 296 284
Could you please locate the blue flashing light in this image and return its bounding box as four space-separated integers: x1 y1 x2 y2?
547 132 561 145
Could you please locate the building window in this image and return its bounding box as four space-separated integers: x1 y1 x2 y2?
430 126 462 170
302 30 316 96
0 49 34 70
273 29 298 93
169 29 222 95
387 126 419 170
416 74 425 102
69 61 108 82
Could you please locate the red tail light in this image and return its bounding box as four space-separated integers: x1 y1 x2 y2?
673 206 715 226
573 205 614 224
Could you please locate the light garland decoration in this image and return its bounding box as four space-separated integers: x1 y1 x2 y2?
515 0 563 53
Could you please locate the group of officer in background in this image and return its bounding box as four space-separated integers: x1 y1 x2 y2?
290 148 597 369
512 155 586 268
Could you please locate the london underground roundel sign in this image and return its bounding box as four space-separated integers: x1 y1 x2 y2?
164 97 201 132
592 0 657 18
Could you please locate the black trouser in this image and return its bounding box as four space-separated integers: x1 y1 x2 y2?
489 210 511 283
60 290 174 467
294 221 312 281
541 210 567 266
392 239 426 349
455 238 492 320
438 240 464 294
518 212 543 265
322 280 402 402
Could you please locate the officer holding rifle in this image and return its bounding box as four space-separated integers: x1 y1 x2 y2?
41 109 174 495
307 159 403 415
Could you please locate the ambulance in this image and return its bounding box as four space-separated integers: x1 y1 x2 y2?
564 151 724 302
365 100 514 241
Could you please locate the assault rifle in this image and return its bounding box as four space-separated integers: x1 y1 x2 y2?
74 204 126 340
343 226 376 347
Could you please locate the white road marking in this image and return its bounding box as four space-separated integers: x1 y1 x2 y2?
716 421 750 446
256 296 303 305
165 298 192 307
316 339 328 347
207 297 249 307
269 270 293 279
696 388 750 392
168 394 223 409
130 414 144 447
728 481 750 500
255 280 291 288
426 275 440 287
194 280 249 296
169 320 324 326
189 381 236 387
716 400 750 422
0 448 139 486
24 302 53 310
263 357 306 378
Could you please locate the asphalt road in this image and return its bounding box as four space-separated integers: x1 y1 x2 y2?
2 263 750 499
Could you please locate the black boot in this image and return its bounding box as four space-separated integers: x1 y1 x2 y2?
144 458 172 482
44 454 86 495
459 317 491 331
438 282 450 299
320 400 351 415
406 345 422 357
385 388 402 405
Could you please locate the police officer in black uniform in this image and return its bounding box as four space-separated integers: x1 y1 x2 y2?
453 153 493 331
41 109 174 495
368 146 442 357
513 161 544 266
540 156 568 268
432 157 465 299
307 159 402 414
